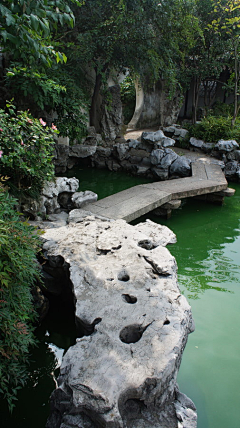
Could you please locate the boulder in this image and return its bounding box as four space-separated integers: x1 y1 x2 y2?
128 139 141 148
135 165 150 176
69 143 97 158
156 136 175 148
151 166 169 180
189 137 204 150
142 131 175 148
226 150 240 161
224 160 239 179
113 143 130 161
56 177 79 194
173 128 189 139
42 216 196 428
71 191 98 209
163 125 188 140
150 149 165 165
202 142 215 153
215 139 239 153
236 166 240 182
142 130 165 143
160 148 178 168
54 144 69 173
21 177 79 220
170 156 192 177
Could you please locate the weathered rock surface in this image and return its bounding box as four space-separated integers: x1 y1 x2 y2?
101 85 123 142
89 132 192 181
20 177 97 220
163 125 188 140
142 130 175 148
54 127 100 173
170 156 191 177
215 139 239 153
189 137 204 150
69 143 97 159
71 191 98 209
42 214 196 428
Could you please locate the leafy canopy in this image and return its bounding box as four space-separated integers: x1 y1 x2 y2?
0 0 83 66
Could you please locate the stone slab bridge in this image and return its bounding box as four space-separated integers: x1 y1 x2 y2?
84 162 235 222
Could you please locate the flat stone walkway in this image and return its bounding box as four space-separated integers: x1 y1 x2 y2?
83 162 229 223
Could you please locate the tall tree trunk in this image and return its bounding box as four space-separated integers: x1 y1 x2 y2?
89 70 102 132
231 42 239 128
89 63 109 132
184 89 189 118
192 76 200 124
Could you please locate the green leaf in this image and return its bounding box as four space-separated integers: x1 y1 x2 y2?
5 13 16 27
30 14 40 32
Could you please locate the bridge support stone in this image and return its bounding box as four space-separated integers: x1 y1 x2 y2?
152 199 182 219
194 187 235 206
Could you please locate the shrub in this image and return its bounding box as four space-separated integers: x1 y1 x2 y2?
0 182 42 410
187 115 240 144
6 66 89 144
0 103 56 199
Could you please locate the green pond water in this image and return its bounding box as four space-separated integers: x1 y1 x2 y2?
1 166 240 428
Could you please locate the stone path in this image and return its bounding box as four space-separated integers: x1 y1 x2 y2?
83 161 231 222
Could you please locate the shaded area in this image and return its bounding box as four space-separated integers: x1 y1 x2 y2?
0 295 77 428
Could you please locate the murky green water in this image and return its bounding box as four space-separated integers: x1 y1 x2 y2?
2 166 240 428
169 193 240 428
141 183 240 428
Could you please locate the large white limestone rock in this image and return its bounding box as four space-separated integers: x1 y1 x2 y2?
43 215 196 428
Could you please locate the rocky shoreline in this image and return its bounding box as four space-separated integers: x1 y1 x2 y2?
54 126 240 184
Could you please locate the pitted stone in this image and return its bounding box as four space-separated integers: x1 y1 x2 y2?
43 217 196 428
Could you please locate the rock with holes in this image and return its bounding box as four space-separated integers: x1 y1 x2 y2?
42 215 196 428
215 139 239 153
20 177 80 220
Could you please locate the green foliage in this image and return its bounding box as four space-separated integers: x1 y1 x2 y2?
187 115 240 143
0 0 76 66
208 0 240 125
0 183 42 410
0 103 56 199
208 101 234 117
120 75 136 124
52 68 89 142
6 66 66 111
5 65 89 142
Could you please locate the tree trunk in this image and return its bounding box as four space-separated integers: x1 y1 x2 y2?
231 42 239 128
184 89 189 118
192 76 200 124
89 70 102 132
